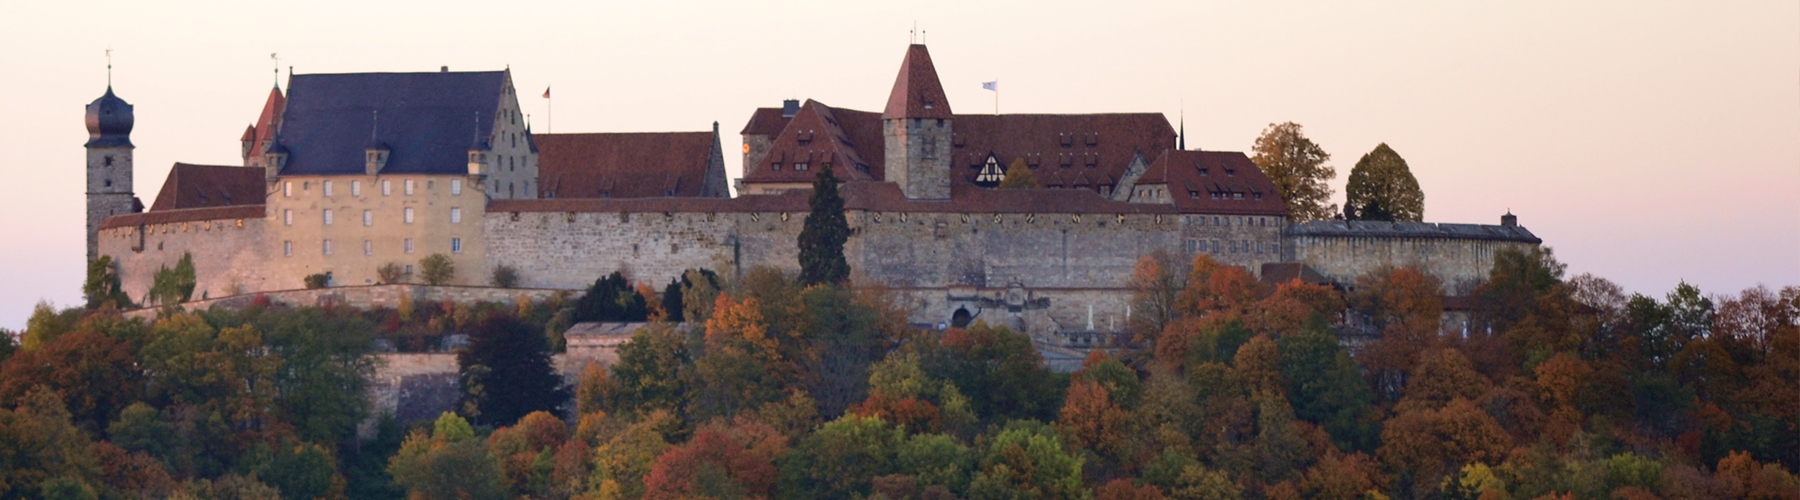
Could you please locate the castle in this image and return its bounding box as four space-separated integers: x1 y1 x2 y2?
90 45 1541 338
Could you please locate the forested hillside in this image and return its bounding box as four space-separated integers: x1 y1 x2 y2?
1 248 1794 500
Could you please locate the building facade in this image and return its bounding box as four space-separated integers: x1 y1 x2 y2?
92 44 1537 335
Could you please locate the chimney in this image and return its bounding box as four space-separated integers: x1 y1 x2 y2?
1501 211 1518 227
781 99 799 118
441 66 449 73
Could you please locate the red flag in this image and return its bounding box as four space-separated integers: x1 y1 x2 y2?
542 86 550 99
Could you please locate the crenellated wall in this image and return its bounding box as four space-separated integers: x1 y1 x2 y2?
100 214 269 303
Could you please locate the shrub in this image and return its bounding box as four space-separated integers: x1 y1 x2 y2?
491 264 520 288
303 273 330 289
420 254 455 285
378 262 406 284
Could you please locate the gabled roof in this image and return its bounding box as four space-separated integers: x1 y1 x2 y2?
274 71 506 176
248 86 285 150
739 107 793 137
148 163 266 211
493 180 1179 216
1136 150 1289 215
883 44 952 120
536 132 720 199
950 113 1173 191
741 100 884 184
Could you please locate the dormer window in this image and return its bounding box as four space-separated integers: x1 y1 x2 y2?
771 162 782 171
1226 168 1235 176
1190 191 1199 199
1234 192 1244 200
975 155 1004 187
1199 168 1209 175
795 162 809 171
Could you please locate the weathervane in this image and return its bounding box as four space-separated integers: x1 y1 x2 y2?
271 53 280 86
105 46 113 86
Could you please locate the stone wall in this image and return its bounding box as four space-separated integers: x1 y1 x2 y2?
101 217 269 304
484 210 740 289
1287 232 1540 293
126 283 570 321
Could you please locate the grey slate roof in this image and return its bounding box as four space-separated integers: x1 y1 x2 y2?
274 71 505 176
1286 220 1541 244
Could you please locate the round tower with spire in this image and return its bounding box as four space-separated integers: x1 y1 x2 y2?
85 85 138 261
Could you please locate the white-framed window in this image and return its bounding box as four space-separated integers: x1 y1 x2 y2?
283 240 293 256
363 239 373 255
363 210 373 226
451 179 462 195
404 264 414 274
323 181 334 197
382 180 392 196
405 179 415 195
450 207 462 224
352 180 362 196
323 209 333 225
323 239 333 255
283 182 293 197
283 209 293 225
404 238 414 254
403 207 414 224
451 237 462 253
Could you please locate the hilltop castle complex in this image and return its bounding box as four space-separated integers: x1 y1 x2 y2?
89 45 1541 336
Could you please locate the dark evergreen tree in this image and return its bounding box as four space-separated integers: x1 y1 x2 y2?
574 272 648 323
662 279 685 322
458 314 569 426
1354 198 1394 222
798 167 851 286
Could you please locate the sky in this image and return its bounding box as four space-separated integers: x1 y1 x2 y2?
1 1 1795 329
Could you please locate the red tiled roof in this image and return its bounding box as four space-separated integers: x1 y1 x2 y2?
492 180 1177 215
100 205 265 230
951 113 1174 192
883 44 953 119
740 107 792 136
249 86 284 152
1136 150 1289 216
536 132 721 199
148 163 267 211
740 101 884 184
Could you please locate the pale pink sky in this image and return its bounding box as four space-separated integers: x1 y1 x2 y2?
2 1 1795 328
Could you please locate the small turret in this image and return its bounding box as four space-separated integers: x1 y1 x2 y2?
1501 211 1518 227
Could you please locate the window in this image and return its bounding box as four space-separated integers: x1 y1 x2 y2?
427 180 434 191
795 162 808 171
323 181 334 197
323 209 333 225
403 208 414 224
450 207 462 224
382 180 392 196
1190 191 1199 199
284 182 293 197
405 264 414 274
363 210 373 226
451 179 462 195
404 179 415 195
404 238 414 254
323 239 333 255
1272 243 1280 255
283 209 293 225
771 162 781 171
363 240 373 255
283 241 293 256
1230 241 1237 253
1257 242 1264 253
1234 193 1243 200
104 156 114 167
451 237 462 253
352 180 362 196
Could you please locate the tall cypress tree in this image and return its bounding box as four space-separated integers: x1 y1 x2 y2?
798 166 850 286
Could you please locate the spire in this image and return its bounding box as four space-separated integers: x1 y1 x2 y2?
882 44 953 120
1179 107 1186 151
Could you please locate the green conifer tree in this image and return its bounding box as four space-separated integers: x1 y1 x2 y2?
798 166 850 286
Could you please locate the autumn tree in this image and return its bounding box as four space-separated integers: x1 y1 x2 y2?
798 166 851 286
924 321 1067 423
967 421 1087 500
0 387 104 499
388 412 509 500
998 158 1040 189
459 313 568 426
1344 143 1423 222
1129 250 1184 342
0 330 140 432
1349 266 1445 403
641 426 779 500
776 414 904 499
610 322 691 418
693 293 791 420
1251 122 1337 222
1378 400 1511 498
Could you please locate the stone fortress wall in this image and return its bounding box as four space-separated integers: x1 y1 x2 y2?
1284 219 1543 294
100 208 271 302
